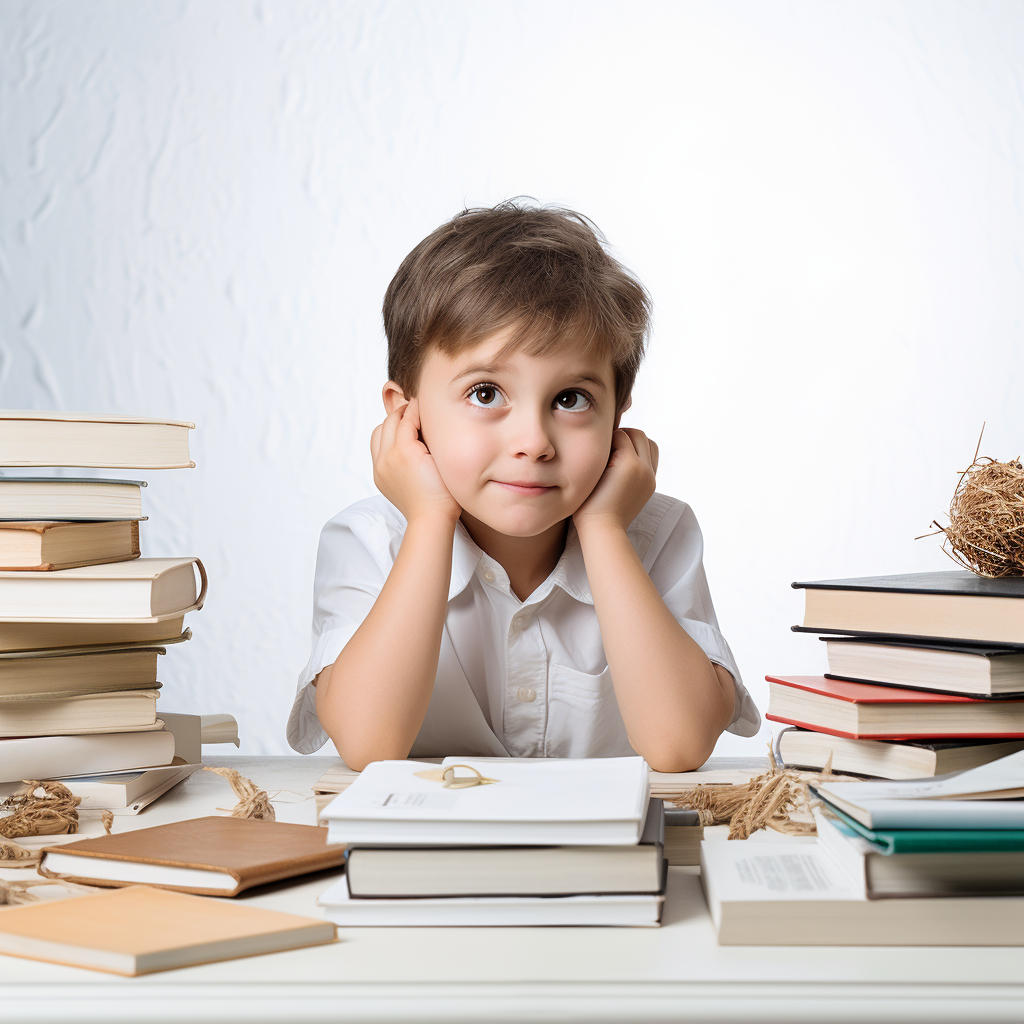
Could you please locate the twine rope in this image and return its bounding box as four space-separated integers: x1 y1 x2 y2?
0 780 81 839
203 766 276 820
672 746 834 840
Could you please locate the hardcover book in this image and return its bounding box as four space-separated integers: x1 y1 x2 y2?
765 674 1024 739
792 570 1024 644
0 885 335 975
0 520 141 571
0 556 206 621
38 816 347 895
0 411 194 470
0 476 145 521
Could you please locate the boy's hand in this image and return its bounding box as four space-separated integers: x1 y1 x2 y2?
573 427 659 535
370 398 462 525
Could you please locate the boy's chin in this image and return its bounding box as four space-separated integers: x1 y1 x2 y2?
460 507 567 540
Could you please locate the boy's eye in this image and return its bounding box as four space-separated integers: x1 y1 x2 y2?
467 384 506 408
554 390 592 412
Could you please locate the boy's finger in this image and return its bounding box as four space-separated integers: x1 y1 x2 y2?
370 422 383 461
377 404 406 452
650 439 659 475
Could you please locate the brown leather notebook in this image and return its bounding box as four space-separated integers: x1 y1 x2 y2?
38 816 346 896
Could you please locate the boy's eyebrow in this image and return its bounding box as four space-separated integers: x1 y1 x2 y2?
449 363 609 391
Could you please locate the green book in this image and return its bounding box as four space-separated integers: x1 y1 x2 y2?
822 799 1024 854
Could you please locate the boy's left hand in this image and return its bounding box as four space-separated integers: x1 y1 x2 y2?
573 427 659 534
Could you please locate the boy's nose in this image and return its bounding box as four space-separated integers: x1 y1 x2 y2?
508 411 555 461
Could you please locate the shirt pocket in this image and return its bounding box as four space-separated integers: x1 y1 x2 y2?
546 664 633 758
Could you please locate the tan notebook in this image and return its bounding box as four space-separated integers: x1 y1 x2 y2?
0 644 161 696
0 687 160 737
39 816 347 896
0 885 335 975
0 520 141 571
0 411 195 469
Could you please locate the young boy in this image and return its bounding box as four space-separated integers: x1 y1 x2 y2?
288 201 760 771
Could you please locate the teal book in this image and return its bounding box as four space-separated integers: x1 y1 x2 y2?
821 799 1024 854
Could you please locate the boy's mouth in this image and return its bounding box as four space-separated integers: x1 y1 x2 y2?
494 481 557 496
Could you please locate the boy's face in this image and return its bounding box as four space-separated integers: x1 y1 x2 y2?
402 329 621 539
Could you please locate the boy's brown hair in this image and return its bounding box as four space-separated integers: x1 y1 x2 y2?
383 199 651 412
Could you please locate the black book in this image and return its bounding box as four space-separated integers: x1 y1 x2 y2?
792 570 1024 645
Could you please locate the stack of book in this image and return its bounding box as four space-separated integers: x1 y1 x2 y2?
700 745 1024 945
767 571 1024 779
318 756 668 926
311 760 765 866
0 411 207 812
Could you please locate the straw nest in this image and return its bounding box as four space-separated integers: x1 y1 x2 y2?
923 431 1024 578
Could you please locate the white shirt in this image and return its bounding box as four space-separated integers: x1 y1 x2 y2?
288 492 761 757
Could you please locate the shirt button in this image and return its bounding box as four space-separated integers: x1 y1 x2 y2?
512 615 526 630
483 571 495 581
517 686 536 703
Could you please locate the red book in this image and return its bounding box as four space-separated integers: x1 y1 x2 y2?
765 675 1024 740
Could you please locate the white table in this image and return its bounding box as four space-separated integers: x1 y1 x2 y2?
3 755 1023 1024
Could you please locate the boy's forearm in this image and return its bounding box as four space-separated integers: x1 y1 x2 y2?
316 513 457 770
576 522 735 772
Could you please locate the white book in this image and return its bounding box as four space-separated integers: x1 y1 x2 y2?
0 726 176 783
322 756 650 846
317 877 664 927
0 557 206 621
814 747 1024 828
0 411 194 470
699 840 1024 945
0 477 146 522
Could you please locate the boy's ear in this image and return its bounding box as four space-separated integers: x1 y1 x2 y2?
613 395 632 430
382 381 410 415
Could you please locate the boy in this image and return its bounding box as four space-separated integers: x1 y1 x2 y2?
288 201 760 771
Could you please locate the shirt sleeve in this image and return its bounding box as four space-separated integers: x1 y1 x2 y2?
286 506 394 754
643 499 762 738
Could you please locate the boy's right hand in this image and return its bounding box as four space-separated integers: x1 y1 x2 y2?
370 398 462 525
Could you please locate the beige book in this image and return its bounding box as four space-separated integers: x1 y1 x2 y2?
0 556 206 621
0 411 194 469
0 620 189 652
700 839 1024 945
0 520 140 571
0 687 160 737
0 476 146 521
0 885 336 975
0 645 161 696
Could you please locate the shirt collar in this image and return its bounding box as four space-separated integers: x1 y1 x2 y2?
448 518 594 605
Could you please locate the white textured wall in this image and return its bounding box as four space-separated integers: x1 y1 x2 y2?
3 1 1024 756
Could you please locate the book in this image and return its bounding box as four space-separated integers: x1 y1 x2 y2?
39 817 347 895
0 411 195 470
765 674 1024 739
823 636 1024 697
819 800 1024 854
0 619 189 652
0 885 335 975
0 644 162 697
321 756 651 846
0 724 176 783
319 870 667 927
0 520 141 571
0 556 206 621
792 570 1024 644
344 799 665 898
813 808 1024 898
777 727 1024 779
811 748 1024 828
0 476 146 521
21 711 203 812
0 686 159 737
699 839 1024 945
664 807 704 866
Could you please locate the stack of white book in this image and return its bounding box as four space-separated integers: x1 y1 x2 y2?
318 755 666 926
0 412 210 813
